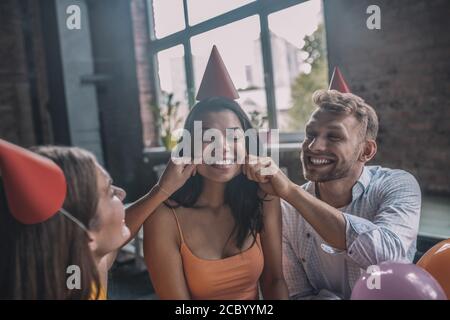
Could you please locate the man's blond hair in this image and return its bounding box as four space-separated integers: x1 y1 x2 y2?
312 89 379 140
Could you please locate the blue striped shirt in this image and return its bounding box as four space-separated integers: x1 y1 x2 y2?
282 165 421 299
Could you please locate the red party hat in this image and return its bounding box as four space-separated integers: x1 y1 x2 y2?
0 139 67 224
196 45 239 100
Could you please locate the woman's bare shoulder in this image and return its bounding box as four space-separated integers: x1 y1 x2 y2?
145 202 177 231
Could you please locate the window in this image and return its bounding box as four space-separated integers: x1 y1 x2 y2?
156 45 189 124
187 0 255 26
191 16 267 126
269 0 328 132
152 0 185 39
147 0 328 143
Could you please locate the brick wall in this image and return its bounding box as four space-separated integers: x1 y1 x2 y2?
131 0 158 148
324 0 450 194
0 0 35 145
0 0 52 146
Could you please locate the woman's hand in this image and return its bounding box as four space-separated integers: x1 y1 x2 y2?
121 159 197 251
157 158 197 197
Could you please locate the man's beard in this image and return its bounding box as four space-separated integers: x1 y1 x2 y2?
301 151 360 183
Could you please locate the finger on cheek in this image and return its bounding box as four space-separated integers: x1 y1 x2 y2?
255 172 262 183
246 169 252 180
247 168 254 181
252 168 260 182
257 171 267 183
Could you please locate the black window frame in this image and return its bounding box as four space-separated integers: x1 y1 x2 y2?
146 0 322 143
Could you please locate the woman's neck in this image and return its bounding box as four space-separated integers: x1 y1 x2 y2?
92 251 109 290
196 178 227 209
92 252 104 266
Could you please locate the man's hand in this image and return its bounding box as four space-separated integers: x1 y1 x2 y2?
243 155 294 199
157 158 197 196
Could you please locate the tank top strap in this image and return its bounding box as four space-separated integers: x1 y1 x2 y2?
170 207 185 244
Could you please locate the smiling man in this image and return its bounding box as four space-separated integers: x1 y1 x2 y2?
243 71 421 299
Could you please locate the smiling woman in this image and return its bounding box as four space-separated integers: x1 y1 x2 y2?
0 146 103 299
0 140 198 300
171 121 269 166
142 44 288 300
143 96 288 300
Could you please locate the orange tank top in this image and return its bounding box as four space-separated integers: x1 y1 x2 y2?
171 208 264 300
90 284 107 300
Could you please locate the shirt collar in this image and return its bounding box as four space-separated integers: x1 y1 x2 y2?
352 166 372 199
304 166 372 201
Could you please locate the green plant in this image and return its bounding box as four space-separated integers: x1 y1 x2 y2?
248 110 268 129
289 24 328 131
156 92 183 150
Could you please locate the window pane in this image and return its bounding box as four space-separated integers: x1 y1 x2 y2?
187 0 254 26
190 16 268 129
156 46 189 143
269 0 328 132
152 0 185 38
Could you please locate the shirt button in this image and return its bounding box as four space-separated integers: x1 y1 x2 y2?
301 258 306 263
306 233 311 238
349 250 353 255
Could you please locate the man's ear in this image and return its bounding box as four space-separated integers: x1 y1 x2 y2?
359 139 377 163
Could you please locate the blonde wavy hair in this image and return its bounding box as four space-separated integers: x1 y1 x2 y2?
312 89 379 140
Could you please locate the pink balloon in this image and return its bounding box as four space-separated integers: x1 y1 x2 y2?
351 261 446 300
